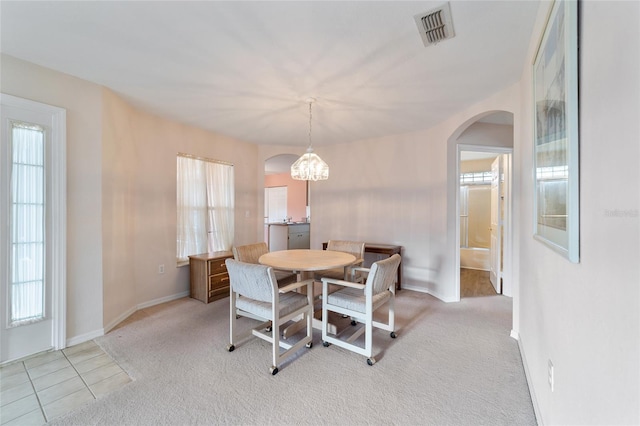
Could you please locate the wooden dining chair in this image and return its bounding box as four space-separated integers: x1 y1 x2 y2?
320 254 401 366
225 259 313 375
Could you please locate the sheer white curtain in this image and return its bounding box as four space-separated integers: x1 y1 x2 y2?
177 155 234 264
205 161 234 253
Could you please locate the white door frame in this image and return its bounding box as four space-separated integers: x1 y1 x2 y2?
489 155 503 293
456 144 513 301
1 94 66 363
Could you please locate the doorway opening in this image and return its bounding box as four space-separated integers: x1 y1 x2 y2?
459 149 512 298
452 111 514 303
264 154 311 251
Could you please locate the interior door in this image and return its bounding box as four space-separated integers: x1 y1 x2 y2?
489 156 502 293
1 101 55 362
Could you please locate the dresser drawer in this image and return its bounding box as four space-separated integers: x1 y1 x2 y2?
208 273 230 302
208 286 229 302
208 258 228 275
209 273 230 291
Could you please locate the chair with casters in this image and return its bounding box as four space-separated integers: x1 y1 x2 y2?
314 240 365 283
321 254 401 366
225 259 313 375
233 242 297 286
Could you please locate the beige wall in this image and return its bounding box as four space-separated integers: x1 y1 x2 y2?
465 186 491 249
460 158 494 173
256 87 519 302
516 1 639 424
1 54 105 342
4 2 639 421
1 53 261 341
101 89 139 330
101 91 258 330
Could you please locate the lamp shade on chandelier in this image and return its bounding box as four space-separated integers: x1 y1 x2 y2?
291 99 329 181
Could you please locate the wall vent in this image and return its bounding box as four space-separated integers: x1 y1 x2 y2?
414 2 455 47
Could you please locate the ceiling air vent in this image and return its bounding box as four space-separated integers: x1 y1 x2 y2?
414 3 455 47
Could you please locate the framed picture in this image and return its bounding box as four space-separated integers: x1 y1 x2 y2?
533 0 579 263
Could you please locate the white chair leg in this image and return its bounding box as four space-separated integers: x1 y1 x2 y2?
228 291 237 351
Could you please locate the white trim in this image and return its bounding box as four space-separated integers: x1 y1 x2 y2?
136 291 190 310
400 285 458 303
456 144 513 302
66 328 104 348
517 336 543 425
50 105 67 351
0 94 67 357
102 306 138 335
103 291 191 334
70 291 192 344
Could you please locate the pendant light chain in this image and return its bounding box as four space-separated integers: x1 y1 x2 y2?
290 98 329 181
308 101 313 150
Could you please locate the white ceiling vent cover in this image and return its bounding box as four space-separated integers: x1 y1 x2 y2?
414 3 455 47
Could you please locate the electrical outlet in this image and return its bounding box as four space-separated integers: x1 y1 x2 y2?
548 359 554 392
158 264 165 274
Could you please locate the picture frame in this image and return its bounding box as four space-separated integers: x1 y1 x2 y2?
533 0 579 263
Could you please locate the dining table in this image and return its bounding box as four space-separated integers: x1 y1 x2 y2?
258 249 357 338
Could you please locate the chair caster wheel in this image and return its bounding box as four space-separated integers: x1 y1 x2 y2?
306 342 313 348
226 344 235 352
322 341 330 347
367 357 376 366
270 366 279 375
351 320 357 326
390 332 397 338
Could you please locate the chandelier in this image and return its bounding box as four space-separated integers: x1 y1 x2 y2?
291 98 329 181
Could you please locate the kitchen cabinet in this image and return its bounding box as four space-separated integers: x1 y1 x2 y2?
268 223 310 251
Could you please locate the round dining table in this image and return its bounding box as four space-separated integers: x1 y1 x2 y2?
258 249 356 338
258 249 356 277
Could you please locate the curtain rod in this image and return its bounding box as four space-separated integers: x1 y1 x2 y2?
177 152 234 167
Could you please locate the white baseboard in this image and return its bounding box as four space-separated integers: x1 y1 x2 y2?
66 328 104 348
137 291 190 310
103 305 138 335
517 336 543 425
401 284 458 303
510 329 520 340
66 291 191 347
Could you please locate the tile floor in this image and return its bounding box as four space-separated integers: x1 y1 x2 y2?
0 340 131 425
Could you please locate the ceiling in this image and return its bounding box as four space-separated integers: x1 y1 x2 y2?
0 1 538 148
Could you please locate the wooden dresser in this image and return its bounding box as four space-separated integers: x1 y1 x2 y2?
188 251 233 303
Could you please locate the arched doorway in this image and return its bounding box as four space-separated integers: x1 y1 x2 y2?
449 111 515 302
264 154 310 250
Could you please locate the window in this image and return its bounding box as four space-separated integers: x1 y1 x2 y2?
10 122 46 325
460 171 492 185
176 154 234 264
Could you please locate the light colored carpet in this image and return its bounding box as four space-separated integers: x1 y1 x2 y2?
50 291 535 425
